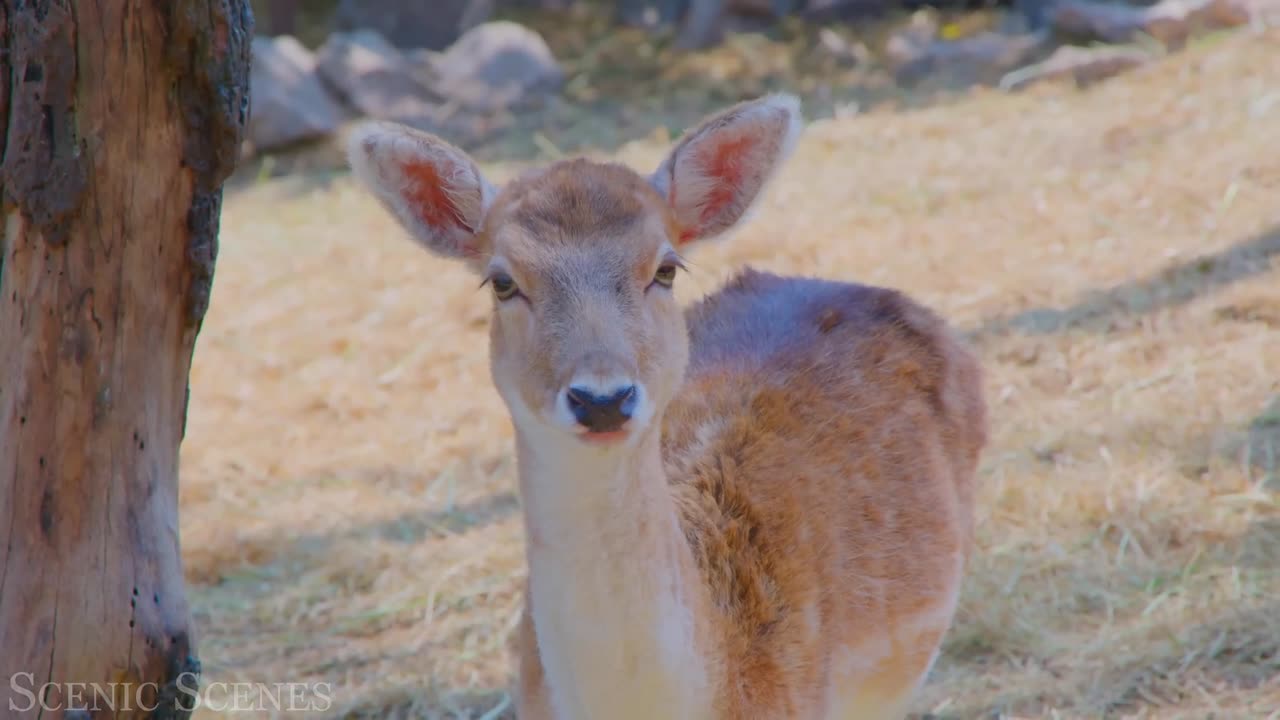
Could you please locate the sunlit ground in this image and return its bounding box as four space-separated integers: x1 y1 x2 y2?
184 26 1279 719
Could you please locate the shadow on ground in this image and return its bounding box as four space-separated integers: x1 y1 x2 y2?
970 224 1280 341
934 516 1280 717
195 468 521 582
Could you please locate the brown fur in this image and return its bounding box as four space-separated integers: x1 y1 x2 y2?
510 265 987 718
662 270 986 715
347 96 989 719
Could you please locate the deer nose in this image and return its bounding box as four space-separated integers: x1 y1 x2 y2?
565 384 637 433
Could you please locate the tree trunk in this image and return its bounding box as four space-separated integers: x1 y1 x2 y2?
0 2 251 718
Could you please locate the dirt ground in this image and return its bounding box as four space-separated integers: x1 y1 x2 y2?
183 25 1280 720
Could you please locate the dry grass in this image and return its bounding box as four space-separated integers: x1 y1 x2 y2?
184 27 1280 719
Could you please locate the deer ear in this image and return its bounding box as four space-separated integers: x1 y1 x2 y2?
346 121 496 262
650 94 802 245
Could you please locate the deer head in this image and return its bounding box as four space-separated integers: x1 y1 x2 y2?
347 95 802 449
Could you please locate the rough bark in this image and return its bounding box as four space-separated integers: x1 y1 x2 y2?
0 1 252 718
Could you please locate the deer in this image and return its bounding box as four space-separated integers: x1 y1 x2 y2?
346 94 988 720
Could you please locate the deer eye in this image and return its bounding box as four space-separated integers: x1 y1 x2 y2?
490 273 520 301
652 263 678 289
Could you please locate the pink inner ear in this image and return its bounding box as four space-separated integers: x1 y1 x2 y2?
676 131 754 244
401 159 475 238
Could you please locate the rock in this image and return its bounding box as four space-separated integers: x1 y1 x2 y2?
333 0 493 51
421 22 564 114
1014 0 1059 30
315 30 486 144
247 36 346 153
885 10 942 70
317 30 440 118
1000 44 1153 91
817 27 873 66
888 13 1048 85
1050 0 1272 46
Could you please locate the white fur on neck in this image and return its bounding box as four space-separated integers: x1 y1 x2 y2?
514 420 714 720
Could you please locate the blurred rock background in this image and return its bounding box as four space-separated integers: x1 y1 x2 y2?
241 0 1278 179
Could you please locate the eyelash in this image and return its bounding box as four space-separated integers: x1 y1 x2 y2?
649 263 679 290
483 273 522 302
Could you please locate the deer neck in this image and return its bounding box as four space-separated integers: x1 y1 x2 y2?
515 426 717 720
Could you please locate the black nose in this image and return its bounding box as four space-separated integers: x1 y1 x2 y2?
566 385 637 433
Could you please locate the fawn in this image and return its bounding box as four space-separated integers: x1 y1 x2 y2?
347 95 988 720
